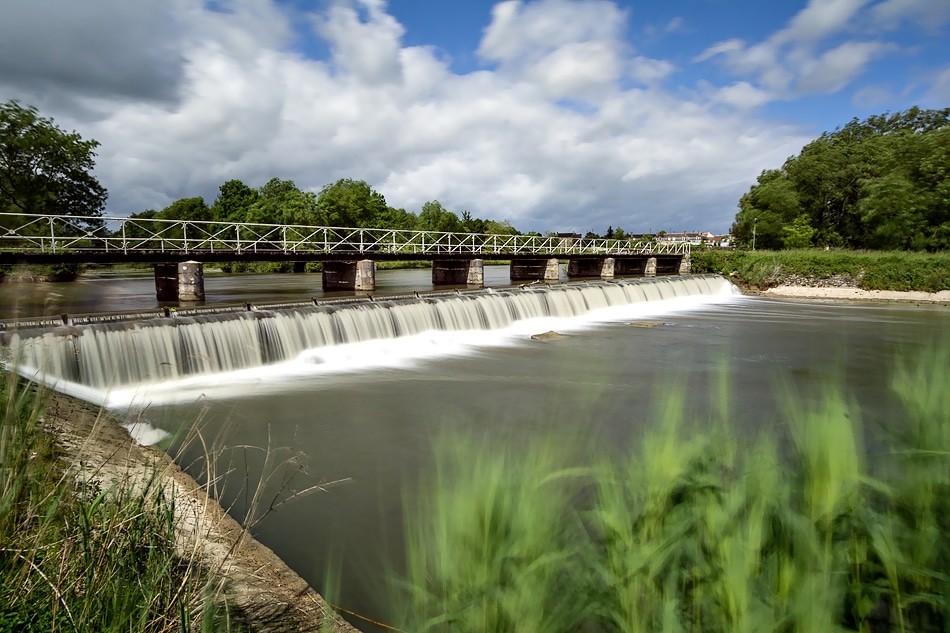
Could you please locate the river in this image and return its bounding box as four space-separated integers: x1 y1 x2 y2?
3 267 948 629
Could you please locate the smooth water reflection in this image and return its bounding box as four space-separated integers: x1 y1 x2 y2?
0 266 523 320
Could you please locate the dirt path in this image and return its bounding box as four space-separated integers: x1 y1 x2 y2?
40 392 361 633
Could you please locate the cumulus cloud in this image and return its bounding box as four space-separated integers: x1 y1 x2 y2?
0 0 818 234
0 0 189 104
695 0 900 100
478 0 626 66
312 0 406 84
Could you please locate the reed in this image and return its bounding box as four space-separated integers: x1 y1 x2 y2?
0 373 221 632
392 340 950 632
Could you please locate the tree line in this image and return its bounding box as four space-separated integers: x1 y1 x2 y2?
129 177 521 236
732 106 950 251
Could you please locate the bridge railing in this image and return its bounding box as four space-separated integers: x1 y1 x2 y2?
0 213 690 257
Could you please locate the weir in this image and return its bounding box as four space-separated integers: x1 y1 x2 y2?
3 275 736 394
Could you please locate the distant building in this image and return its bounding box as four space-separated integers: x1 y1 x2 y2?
656 232 733 247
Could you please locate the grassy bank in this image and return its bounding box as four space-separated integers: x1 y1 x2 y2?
0 264 82 283
691 249 950 292
0 376 224 632
392 340 950 633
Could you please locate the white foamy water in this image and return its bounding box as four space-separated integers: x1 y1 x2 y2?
5 276 742 414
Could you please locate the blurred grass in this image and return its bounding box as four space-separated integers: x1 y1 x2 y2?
690 249 950 292
392 340 950 632
0 373 238 632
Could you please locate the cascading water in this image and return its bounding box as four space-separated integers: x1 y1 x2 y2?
3 275 740 405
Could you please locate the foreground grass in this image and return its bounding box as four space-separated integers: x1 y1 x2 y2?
393 341 950 633
691 249 950 292
0 375 223 632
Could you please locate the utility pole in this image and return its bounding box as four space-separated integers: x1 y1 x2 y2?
752 217 757 251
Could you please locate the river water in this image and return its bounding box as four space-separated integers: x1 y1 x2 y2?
3 267 948 629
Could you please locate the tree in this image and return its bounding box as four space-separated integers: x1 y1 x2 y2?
0 100 107 227
245 178 318 226
210 179 258 223
485 220 518 235
732 106 950 250
782 214 816 249
316 178 388 227
417 200 462 232
375 206 418 230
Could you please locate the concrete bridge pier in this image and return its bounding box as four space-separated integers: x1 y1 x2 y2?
510 258 560 282
322 260 375 291
432 259 484 286
155 261 205 302
567 257 615 278
679 254 691 274
645 257 657 276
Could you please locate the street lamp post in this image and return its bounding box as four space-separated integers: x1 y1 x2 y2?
752 217 757 251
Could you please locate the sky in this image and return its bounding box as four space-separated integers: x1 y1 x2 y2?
1 0 948 235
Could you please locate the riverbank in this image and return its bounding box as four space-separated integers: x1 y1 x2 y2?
39 391 359 633
691 248 950 295
759 285 950 302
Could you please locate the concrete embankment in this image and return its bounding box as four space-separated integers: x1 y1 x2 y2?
760 285 950 302
39 392 360 633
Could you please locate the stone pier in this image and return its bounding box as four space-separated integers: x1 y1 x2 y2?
322 260 375 291
510 258 560 282
155 261 205 301
432 259 484 286
645 257 657 276
678 254 691 274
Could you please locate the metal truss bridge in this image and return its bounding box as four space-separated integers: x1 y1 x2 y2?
0 213 688 264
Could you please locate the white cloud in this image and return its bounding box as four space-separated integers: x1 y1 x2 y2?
711 82 774 109
773 0 872 45
693 38 745 63
0 0 819 235
796 40 894 93
312 0 406 84
528 41 624 98
694 0 898 100
629 56 676 86
478 0 627 66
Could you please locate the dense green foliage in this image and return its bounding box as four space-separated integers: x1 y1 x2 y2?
0 101 106 227
732 107 950 251
394 341 950 633
0 376 224 632
132 177 520 237
691 249 950 291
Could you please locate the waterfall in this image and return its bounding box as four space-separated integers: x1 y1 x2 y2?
4 275 739 393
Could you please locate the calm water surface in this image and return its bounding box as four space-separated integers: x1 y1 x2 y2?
0 266 522 320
